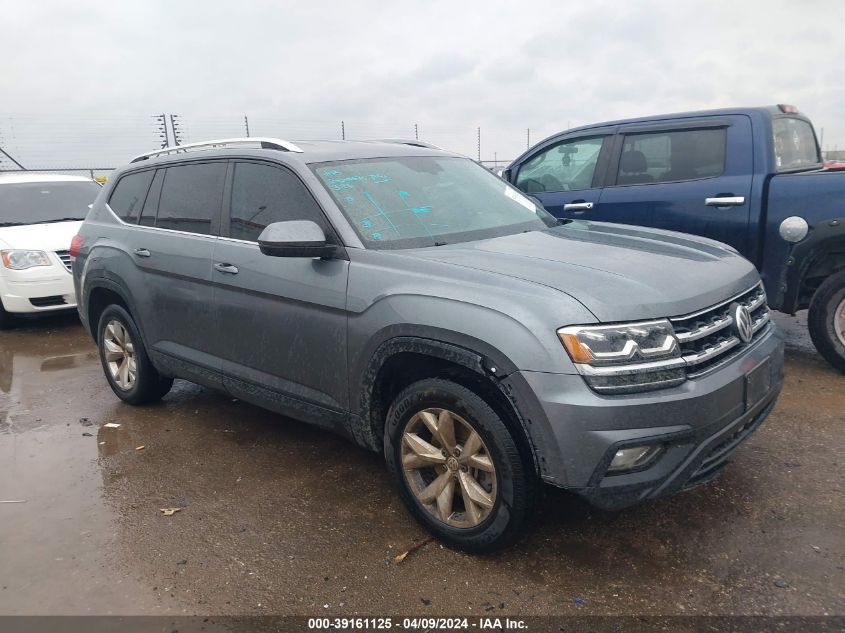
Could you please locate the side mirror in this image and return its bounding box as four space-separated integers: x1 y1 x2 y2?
500 168 512 182
258 220 336 258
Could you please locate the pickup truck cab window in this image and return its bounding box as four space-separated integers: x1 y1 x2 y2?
515 136 606 193
614 128 726 186
772 117 820 171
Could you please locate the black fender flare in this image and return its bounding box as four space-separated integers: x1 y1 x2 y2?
780 217 845 313
81 270 145 344
353 335 543 477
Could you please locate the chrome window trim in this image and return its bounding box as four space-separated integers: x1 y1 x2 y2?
103 203 219 241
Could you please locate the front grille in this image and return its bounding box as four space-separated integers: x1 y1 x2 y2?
55 250 72 273
671 283 770 377
29 295 67 308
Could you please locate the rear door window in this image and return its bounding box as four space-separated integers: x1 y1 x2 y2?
615 128 726 185
228 162 328 242
108 170 155 223
156 162 227 235
515 136 606 193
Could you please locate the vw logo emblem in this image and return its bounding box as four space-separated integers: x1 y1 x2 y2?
733 303 754 344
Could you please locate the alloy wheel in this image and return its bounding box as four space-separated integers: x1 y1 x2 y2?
103 320 137 391
836 297 845 348
401 408 497 528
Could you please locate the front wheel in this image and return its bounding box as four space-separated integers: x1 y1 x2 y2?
97 305 173 404
384 378 536 553
0 299 16 330
808 269 845 373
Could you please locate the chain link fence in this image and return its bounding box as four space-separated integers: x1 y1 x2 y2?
0 114 539 181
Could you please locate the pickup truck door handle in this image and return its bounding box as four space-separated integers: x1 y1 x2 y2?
563 202 594 212
705 196 746 207
214 263 239 275
133 248 151 258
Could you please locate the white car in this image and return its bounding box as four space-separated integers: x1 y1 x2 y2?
0 173 101 328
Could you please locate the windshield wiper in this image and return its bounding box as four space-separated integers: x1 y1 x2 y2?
34 217 85 224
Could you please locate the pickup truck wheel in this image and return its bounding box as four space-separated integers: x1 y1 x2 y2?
97 305 174 404
384 378 536 553
808 269 845 373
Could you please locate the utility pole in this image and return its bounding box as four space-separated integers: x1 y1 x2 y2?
414 123 419 140
341 120 346 140
170 114 183 146
244 115 251 137
155 114 169 148
526 127 530 150
477 127 481 163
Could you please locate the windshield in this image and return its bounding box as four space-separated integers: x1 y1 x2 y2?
772 117 821 171
0 180 101 226
312 156 557 249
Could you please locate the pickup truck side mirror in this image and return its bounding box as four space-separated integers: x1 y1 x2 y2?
500 168 512 182
258 220 337 258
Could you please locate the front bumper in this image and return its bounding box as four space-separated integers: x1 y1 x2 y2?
505 324 784 509
0 267 77 314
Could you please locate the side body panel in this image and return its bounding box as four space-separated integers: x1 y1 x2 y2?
763 170 845 311
594 115 756 253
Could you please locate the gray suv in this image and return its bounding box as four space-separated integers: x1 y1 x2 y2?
72 138 784 552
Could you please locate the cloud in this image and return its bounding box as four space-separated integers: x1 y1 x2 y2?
0 0 843 166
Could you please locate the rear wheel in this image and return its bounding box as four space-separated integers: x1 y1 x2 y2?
808 269 845 373
97 305 173 404
384 378 536 553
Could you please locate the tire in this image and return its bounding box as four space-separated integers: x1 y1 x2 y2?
0 299 15 330
97 304 173 404
808 269 845 373
384 378 537 553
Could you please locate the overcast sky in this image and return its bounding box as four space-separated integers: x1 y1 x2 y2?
1 0 843 168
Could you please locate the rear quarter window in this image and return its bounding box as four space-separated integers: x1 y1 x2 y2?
108 170 156 223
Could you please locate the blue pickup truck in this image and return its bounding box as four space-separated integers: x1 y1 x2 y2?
503 105 845 372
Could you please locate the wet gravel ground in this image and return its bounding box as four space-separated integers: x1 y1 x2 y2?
0 311 842 616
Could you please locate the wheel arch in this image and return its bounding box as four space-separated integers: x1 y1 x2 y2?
83 273 143 344
780 221 845 313
353 336 542 478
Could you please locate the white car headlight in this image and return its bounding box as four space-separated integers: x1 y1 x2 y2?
1 250 53 270
557 319 686 393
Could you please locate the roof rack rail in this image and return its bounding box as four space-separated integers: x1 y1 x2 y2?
130 137 304 163
378 139 443 150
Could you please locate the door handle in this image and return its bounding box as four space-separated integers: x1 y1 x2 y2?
214 263 239 275
705 196 745 207
133 248 151 258
563 202 594 212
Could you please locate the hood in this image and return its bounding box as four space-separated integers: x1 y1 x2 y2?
0 220 83 251
402 221 760 321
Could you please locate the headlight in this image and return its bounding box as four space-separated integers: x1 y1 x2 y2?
1 250 53 270
557 319 686 394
